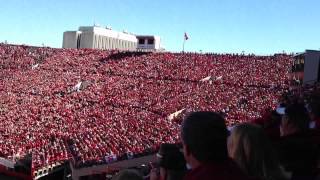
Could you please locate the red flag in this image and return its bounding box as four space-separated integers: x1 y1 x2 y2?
184 32 189 40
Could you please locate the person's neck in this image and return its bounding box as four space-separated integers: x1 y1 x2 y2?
188 157 202 170
282 128 302 136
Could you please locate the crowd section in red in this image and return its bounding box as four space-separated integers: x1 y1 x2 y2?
0 44 292 171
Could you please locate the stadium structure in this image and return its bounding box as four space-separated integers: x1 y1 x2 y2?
292 50 320 84
1 31 320 179
62 25 162 51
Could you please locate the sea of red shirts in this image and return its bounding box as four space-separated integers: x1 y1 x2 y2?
0 44 292 171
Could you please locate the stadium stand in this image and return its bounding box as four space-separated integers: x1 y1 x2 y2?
0 43 295 179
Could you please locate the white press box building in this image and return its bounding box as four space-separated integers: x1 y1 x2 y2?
62 26 162 51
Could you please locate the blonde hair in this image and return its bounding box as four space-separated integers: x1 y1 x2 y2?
228 123 287 180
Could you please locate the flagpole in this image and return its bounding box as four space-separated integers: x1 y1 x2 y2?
183 32 188 53
183 38 186 53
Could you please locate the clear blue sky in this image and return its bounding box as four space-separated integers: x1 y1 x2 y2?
0 0 319 54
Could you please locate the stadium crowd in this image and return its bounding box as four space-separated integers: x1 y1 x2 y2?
0 44 298 177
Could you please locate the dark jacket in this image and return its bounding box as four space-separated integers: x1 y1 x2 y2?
276 132 318 180
183 159 253 180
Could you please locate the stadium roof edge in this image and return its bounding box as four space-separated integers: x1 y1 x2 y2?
294 50 320 57
294 52 305 57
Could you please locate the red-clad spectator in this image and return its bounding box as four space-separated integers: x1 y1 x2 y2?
0 44 292 172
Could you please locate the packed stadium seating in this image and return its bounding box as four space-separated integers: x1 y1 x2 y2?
0 44 292 174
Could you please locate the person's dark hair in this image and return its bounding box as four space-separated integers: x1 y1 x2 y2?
285 103 310 131
157 143 187 180
157 143 186 170
166 169 186 180
112 169 143 180
181 111 229 163
309 101 320 117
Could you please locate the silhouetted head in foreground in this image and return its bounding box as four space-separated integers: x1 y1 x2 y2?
181 111 229 169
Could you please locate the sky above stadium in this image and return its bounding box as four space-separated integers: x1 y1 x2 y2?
0 0 320 54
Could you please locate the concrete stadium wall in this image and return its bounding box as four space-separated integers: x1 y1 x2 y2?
137 36 161 50
92 34 137 50
79 31 94 49
303 50 320 84
63 26 161 51
63 31 81 49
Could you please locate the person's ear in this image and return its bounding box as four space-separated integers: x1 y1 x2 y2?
183 144 191 157
227 136 233 157
280 117 291 136
280 123 285 136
